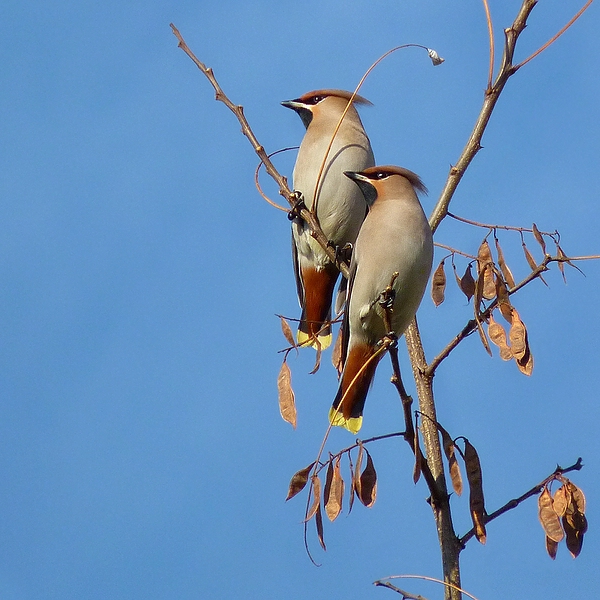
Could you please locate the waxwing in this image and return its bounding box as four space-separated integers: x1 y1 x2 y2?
282 90 375 349
329 166 434 433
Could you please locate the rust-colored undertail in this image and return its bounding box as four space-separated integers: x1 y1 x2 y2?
329 342 380 433
297 265 339 350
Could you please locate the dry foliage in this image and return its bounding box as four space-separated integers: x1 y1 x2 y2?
538 477 588 559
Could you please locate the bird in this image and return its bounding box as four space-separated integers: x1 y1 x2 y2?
329 166 433 434
281 89 375 350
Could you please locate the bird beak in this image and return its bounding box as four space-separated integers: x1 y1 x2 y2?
344 171 370 184
344 171 377 206
281 100 304 111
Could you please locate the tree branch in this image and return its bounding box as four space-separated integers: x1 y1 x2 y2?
459 458 583 545
169 23 351 279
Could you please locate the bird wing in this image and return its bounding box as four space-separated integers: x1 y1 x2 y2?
291 232 304 307
340 260 357 368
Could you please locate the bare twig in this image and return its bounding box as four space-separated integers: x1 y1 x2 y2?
515 0 595 69
447 212 557 237
427 0 539 233
313 432 406 477
374 580 430 600
459 458 583 545
434 243 478 261
170 23 351 279
255 147 298 212
376 575 480 600
481 0 495 90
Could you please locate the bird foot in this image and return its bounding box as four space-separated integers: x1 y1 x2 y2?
287 191 306 221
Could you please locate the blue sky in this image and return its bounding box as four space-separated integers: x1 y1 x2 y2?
0 1 598 598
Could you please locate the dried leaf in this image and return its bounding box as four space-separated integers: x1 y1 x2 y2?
495 237 516 288
439 424 462 496
557 244 584 278
413 417 422 485
359 450 377 508
315 503 326 550
516 342 534 376
431 259 447 306
508 309 527 361
309 342 322 375
563 513 586 558
482 264 496 300
325 457 344 522
477 240 496 300
348 452 356 514
331 327 343 377
522 242 538 272
532 223 547 255
280 316 296 347
556 246 567 283
305 475 321 522
452 261 462 289
546 535 559 560
477 239 493 268
476 317 493 357
498 301 513 324
488 313 512 361
569 482 587 514
495 275 510 307
354 443 364 502
460 264 476 301
464 439 486 544
552 485 569 518
277 360 297 428
286 462 315 501
538 487 565 543
323 460 334 509
474 265 484 313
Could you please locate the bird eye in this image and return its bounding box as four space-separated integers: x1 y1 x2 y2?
307 95 325 105
374 171 389 180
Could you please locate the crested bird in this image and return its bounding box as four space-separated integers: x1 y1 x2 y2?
282 89 375 350
329 166 433 433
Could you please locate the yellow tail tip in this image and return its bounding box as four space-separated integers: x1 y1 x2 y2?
297 330 332 350
328 407 363 434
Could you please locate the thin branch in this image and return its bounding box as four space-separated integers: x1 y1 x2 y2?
376 575 480 600
388 343 439 498
447 212 556 238
313 44 440 219
481 0 495 90
434 242 478 261
255 147 298 212
374 580 430 600
515 0 595 69
426 0 538 233
313 432 406 477
459 458 583 545
170 23 351 279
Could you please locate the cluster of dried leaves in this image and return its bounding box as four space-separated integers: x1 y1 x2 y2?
431 224 581 375
286 441 378 551
538 476 587 559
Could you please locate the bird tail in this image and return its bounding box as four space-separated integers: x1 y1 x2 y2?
329 342 380 433
297 266 338 350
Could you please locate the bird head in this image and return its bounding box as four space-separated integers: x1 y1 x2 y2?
281 89 372 129
344 166 427 206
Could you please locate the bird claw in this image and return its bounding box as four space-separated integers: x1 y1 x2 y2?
287 191 306 221
328 242 353 264
386 333 398 348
